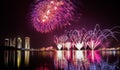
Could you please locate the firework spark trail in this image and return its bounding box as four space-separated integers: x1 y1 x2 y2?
70 29 86 50
54 35 68 50
54 24 120 50
31 0 75 33
86 24 120 50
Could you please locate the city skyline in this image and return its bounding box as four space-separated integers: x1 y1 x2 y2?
4 36 30 49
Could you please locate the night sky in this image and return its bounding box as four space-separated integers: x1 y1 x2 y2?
1 0 120 48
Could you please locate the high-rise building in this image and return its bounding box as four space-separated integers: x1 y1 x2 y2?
13 38 16 47
10 38 13 47
5 38 9 46
17 37 22 49
25 37 30 49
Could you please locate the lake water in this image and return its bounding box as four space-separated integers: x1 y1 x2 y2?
0 50 120 70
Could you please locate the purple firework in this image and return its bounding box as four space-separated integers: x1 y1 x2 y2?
31 0 75 33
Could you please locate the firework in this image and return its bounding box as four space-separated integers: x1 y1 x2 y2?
75 42 84 50
31 0 75 33
65 29 88 50
54 35 68 50
86 24 118 50
54 24 120 50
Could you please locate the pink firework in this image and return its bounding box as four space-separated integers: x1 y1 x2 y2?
31 0 75 33
86 24 118 50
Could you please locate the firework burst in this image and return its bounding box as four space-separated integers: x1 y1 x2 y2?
31 0 75 33
54 24 120 50
86 24 118 50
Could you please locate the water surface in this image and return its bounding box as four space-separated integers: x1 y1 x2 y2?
0 50 120 70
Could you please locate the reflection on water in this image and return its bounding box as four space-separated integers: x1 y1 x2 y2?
87 50 101 63
4 50 16 66
17 51 21 68
54 50 67 69
1 50 120 70
2 50 30 70
4 51 9 66
25 51 30 66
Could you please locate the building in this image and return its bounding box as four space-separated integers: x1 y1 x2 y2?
12 38 16 47
25 37 30 49
17 37 22 49
4 38 9 46
4 36 30 49
10 38 13 47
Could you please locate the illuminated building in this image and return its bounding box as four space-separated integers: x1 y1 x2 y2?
25 37 30 49
17 37 22 49
10 38 13 47
5 37 16 47
4 38 9 46
12 38 16 47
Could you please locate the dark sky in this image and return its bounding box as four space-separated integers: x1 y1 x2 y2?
1 0 120 48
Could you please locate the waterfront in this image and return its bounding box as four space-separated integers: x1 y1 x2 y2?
0 50 120 70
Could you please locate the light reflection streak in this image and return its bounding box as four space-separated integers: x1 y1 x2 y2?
112 50 116 56
4 51 16 67
57 50 63 59
17 51 21 68
72 51 89 70
54 50 67 69
88 50 101 63
64 50 71 60
117 51 119 55
25 51 30 66
101 51 106 57
75 51 84 60
13 51 16 66
54 50 105 70
92 50 95 62
4 51 9 66
2 50 120 70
